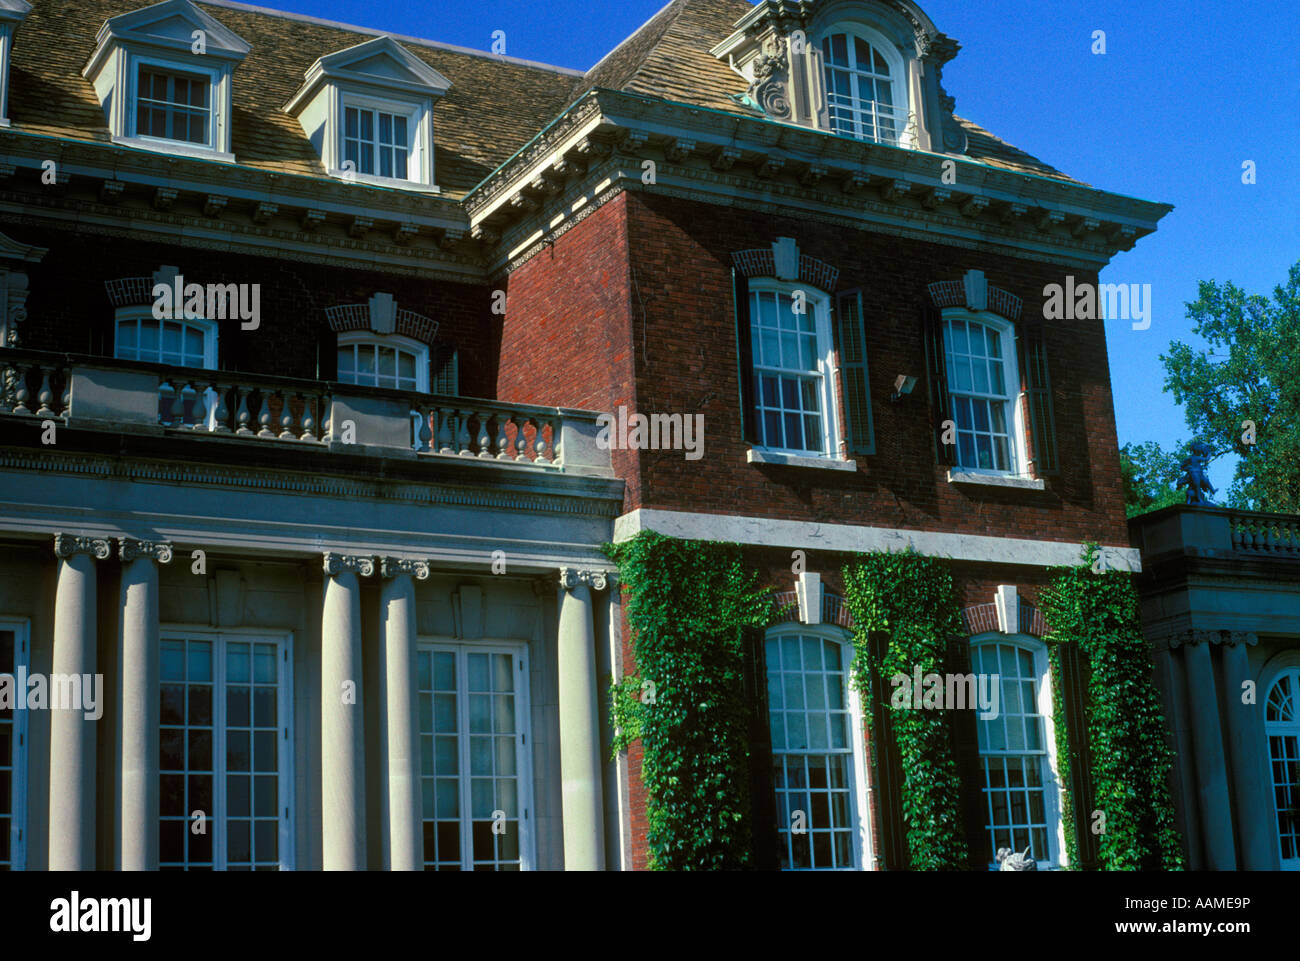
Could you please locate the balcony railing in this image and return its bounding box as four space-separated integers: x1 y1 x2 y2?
0 348 612 476
1129 504 1300 564
1228 513 1300 557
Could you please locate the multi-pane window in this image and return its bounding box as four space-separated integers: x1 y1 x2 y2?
822 33 902 144
751 287 829 454
417 644 530 870
1265 670 1300 868
338 336 427 392
160 634 291 870
137 66 211 145
767 633 859 870
973 640 1058 867
945 317 1018 473
0 623 27 870
115 315 213 368
344 105 410 179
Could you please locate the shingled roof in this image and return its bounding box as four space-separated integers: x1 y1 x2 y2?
5 0 1082 200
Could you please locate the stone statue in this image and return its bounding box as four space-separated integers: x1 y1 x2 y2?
995 846 1038 871
1177 440 1217 507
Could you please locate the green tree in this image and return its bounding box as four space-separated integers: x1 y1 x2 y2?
1119 440 1189 518
1161 261 1300 512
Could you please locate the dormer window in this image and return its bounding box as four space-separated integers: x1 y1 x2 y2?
285 36 450 192
821 29 908 146
0 0 32 128
82 0 249 161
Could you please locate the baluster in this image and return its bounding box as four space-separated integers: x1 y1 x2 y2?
456 410 472 456
190 381 208 431
533 417 550 464
0 362 14 414
158 379 178 426
35 366 55 418
256 390 275 438
551 416 562 465
437 408 454 454
279 391 298 439
234 386 253 435
211 382 231 433
494 414 510 460
416 408 432 453
300 394 318 442
476 411 493 458
59 373 71 419
514 415 528 461
11 363 30 415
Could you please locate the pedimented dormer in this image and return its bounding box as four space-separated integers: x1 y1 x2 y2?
82 0 250 161
284 35 451 193
711 0 967 154
0 0 32 127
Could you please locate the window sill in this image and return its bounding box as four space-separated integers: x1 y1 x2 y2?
327 169 441 194
748 449 857 472
112 135 235 163
947 469 1045 491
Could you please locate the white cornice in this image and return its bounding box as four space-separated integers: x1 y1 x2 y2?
0 0 30 25
283 34 452 116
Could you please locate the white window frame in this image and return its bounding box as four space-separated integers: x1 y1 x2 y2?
415 637 536 871
765 623 874 871
1261 659 1300 870
333 91 431 189
970 633 1066 870
749 280 842 459
942 309 1028 477
117 51 233 161
336 330 429 393
817 24 911 148
157 627 296 871
113 306 219 369
0 617 29 871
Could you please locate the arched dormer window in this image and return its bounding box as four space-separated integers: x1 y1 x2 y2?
820 26 908 146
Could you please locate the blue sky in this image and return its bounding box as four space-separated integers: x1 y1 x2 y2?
235 0 1298 492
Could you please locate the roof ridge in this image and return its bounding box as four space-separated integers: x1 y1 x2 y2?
194 0 586 76
581 0 685 80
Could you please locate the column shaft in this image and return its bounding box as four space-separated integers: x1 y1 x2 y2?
1183 640 1236 869
380 573 422 870
322 570 366 869
557 578 605 870
119 556 161 869
49 553 97 870
1220 641 1277 869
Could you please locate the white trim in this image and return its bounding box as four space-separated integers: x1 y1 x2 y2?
747 449 857 471
0 617 28 870
1259 654 1300 871
114 306 219 369
157 626 296 870
614 507 1143 571
970 632 1067 870
942 309 1028 478
336 329 430 393
947 469 1044 491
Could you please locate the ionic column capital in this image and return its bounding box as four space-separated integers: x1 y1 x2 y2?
323 553 376 578
118 537 174 565
559 568 616 592
381 557 431 581
54 533 112 561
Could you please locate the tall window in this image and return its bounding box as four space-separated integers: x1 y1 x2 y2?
767 630 867 870
750 283 836 456
159 632 293 870
1265 669 1300 869
344 103 411 180
417 643 532 870
944 314 1021 474
0 621 28 870
821 31 904 145
972 637 1061 868
136 65 211 145
337 332 428 393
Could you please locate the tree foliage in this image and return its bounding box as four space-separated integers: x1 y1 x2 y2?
1119 440 1190 518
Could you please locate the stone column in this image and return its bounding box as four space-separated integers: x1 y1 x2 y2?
117 537 172 870
557 568 607 871
321 552 374 870
1220 632 1277 869
379 557 429 870
48 533 111 870
1180 633 1237 869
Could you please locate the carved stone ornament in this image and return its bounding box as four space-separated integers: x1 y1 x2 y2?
747 43 792 121
1167 629 1259 649
558 568 615 592
54 533 112 560
381 556 431 580
322 553 376 577
119 537 174 564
